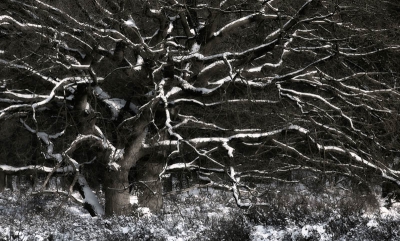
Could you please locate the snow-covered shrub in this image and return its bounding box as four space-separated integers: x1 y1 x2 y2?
1 187 400 240
196 213 250 241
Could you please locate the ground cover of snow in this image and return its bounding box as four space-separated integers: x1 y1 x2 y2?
1 186 400 240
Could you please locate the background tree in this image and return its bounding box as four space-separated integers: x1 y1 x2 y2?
0 0 399 216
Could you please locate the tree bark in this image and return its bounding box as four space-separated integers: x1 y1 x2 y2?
104 167 132 216
104 121 149 216
6 175 13 191
0 171 5 192
137 158 164 213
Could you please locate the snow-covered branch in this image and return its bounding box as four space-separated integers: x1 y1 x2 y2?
1 0 399 215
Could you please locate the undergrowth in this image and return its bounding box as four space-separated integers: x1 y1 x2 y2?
0 187 400 240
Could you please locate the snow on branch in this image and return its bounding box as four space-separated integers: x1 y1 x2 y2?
175 76 221 95
93 86 139 119
1 90 63 102
173 39 279 64
77 175 105 216
213 13 279 38
20 119 64 163
339 46 400 57
1 0 399 215
0 164 69 175
0 15 44 31
0 59 57 85
170 98 279 107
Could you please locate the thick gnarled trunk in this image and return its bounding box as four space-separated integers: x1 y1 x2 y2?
104 168 131 216
104 122 149 216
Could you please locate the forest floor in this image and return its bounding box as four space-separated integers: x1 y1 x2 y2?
1 184 400 240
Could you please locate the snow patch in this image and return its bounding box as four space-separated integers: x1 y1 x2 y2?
367 219 379 229
191 43 201 53
111 148 125 161
130 195 138 205
251 225 286 241
379 206 400 219
134 55 143 71
124 18 138 29
167 22 174 34
93 86 110 99
104 98 126 120
301 224 331 241
108 162 121 171
166 87 182 98
137 207 151 217
78 176 104 216
121 226 130 234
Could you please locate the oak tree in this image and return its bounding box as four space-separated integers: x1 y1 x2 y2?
0 0 399 216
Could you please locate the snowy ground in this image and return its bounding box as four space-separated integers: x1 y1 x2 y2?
1 187 400 240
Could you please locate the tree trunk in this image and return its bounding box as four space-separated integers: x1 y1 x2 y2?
137 159 164 213
104 167 132 216
104 123 148 216
6 175 13 191
0 171 5 192
164 174 173 193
